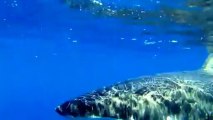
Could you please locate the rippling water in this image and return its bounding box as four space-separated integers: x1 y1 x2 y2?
64 0 212 51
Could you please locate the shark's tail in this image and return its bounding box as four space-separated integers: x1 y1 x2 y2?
202 54 213 74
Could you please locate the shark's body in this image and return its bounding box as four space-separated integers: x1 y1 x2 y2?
56 54 213 120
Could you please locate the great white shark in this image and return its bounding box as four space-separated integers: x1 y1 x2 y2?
55 54 213 120
56 0 213 119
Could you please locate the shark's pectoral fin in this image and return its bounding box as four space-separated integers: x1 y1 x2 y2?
202 54 213 74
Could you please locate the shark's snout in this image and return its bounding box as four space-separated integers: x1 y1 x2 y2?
55 106 66 116
55 101 72 116
55 98 99 118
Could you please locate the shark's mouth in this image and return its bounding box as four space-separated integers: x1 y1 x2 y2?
55 98 102 118
55 101 73 116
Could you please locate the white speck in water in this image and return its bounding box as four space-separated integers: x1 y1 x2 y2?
156 1 160 4
72 40 78 43
131 38 137 41
141 10 145 13
144 40 156 45
11 0 18 7
158 40 162 43
170 40 178 43
183 47 191 50
92 0 103 6
67 37 71 40
69 28 73 31
120 37 125 40
35 56 38 58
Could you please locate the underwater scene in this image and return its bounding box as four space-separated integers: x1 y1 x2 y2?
0 0 213 120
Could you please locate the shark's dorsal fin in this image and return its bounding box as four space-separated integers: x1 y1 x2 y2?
202 54 213 74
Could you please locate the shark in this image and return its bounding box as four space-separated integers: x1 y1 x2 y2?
55 54 213 120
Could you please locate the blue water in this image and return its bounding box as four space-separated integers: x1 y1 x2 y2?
0 0 208 120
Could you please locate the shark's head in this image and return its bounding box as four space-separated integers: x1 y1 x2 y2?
55 98 100 118
55 84 139 119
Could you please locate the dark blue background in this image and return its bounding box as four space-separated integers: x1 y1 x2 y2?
0 0 208 120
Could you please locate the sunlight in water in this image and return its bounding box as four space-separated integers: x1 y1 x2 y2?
64 0 213 52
